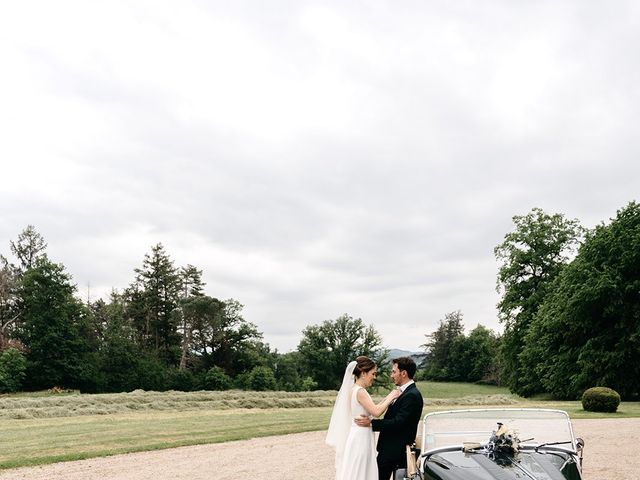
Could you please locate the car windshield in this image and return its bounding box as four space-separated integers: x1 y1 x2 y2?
421 408 576 452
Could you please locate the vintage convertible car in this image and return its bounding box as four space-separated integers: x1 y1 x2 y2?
401 408 584 480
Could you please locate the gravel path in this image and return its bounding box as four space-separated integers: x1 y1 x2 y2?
0 418 637 479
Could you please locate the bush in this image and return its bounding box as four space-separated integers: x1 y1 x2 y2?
300 376 318 391
581 386 621 412
76 356 101 394
202 366 232 391
248 366 277 391
136 356 168 391
233 371 250 390
0 348 27 393
166 368 196 391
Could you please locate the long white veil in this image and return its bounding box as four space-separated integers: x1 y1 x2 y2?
325 360 357 472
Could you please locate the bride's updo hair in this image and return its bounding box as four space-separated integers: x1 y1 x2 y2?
353 355 376 377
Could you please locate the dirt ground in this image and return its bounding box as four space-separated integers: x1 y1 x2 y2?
0 418 637 480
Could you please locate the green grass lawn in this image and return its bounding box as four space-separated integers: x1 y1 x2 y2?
414 380 640 417
416 381 511 398
0 407 332 469
1 384 637 470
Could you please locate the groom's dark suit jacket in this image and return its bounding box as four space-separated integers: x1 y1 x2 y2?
371 382 424 467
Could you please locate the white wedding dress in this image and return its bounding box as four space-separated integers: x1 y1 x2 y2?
336 385 377 480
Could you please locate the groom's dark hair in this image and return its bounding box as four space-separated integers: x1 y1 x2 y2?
393 357 417 379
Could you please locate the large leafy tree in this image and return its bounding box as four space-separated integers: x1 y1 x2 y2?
186 296 265 376
450 325 501 383
273 351 305 391
182 294 224 369
468 326 502 385
17 257 93 390
421 312 500 383
210 299 267 375
494 208 583 395
297 314 386 390
520 202 640 399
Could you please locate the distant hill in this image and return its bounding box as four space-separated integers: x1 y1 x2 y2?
388 348 427 368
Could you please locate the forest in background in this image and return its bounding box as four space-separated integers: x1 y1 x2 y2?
1 201 638 400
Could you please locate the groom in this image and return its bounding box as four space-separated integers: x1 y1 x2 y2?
355 356 424 480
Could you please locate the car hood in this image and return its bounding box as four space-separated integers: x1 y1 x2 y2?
423 450 570 480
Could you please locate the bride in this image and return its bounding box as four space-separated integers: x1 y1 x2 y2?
326 356 401 480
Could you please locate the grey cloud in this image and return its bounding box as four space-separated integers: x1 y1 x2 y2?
2 1 639 351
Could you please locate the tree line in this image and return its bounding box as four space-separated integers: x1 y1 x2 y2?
422 201 640 401
0 227 392 394
0 229 302 393
2 200 639 399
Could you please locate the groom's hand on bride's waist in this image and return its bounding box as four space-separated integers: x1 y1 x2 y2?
354 415 372 427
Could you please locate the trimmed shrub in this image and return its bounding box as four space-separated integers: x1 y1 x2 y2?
581 386 621 413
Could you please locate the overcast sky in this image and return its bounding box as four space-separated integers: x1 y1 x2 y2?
1 1 638 352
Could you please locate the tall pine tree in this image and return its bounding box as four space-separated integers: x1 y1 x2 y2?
18 258 93 390
128 244 181 365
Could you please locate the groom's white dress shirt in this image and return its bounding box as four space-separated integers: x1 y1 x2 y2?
398 379 415 393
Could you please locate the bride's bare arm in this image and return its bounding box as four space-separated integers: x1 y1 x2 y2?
356 388 401 418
